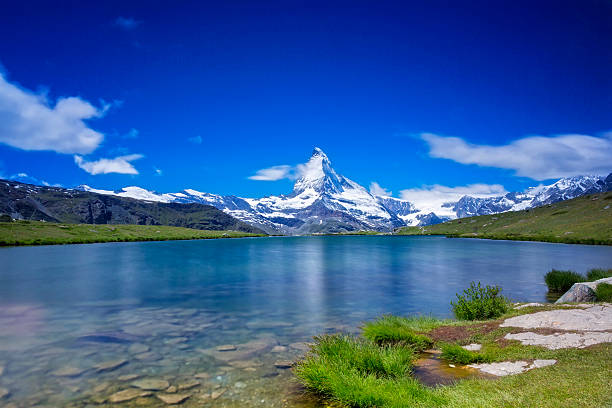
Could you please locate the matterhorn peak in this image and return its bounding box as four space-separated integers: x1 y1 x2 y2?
292 147 344 194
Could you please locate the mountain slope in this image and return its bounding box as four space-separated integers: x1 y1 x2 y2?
397 191 612 245
0 179 265 234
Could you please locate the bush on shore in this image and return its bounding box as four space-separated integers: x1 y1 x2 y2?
595 283 612 302
450 282 510 320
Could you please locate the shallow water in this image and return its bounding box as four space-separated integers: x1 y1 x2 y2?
1 236 611 407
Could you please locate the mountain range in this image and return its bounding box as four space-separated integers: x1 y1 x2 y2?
76 148 612 234
0 180 264 234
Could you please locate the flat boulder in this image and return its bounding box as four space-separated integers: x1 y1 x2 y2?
555 277 612 303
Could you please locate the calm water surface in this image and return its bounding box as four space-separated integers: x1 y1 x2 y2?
1 236 611 407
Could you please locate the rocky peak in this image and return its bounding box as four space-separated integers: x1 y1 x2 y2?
292 147 346 195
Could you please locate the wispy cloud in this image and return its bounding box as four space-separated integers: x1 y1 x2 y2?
154 168 163 176
400 183 507 215
188 135 202 144
123 128 139 139
0 72 106 154
248 165 294 181
369 182 392 197
421 132 612 180
114 16 142 30
7 172 62 187
74 154 143 175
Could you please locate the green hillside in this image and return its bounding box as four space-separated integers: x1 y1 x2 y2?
0 221 264 246
396 191 612 245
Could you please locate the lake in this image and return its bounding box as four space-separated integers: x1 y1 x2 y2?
1 236 611 407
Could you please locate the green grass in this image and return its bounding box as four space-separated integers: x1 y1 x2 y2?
544 270 586 292
294 334 443 408
440 343 490 365
595 283 612 302
395 192 612 245
586 268 612 281
362 316 436 350
295 307 612 408
0 220 265 246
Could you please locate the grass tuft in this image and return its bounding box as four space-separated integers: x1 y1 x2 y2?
586 268 612 281
595 283 612 302
294 334 445 407
362 316 441 351
440 343 490 365
544 270 585 292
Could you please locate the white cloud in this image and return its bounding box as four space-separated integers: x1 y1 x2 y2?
421 132 612 180
7 172 61 187
248 165 294 181
0 73 105 154
369 182 392 197
154 168 163 176
400 183 508 217
114 16 142 30
188 135 202 144
123 128 139 139
74 154 143 175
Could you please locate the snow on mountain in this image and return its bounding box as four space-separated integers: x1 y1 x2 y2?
78 149 611 233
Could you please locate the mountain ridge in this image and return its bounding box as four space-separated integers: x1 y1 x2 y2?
76 148 611 234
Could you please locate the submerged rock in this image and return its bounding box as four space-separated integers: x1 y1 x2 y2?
0 387 9 399
131 379 170 391
274 360 293 368
216 344 237 351
52 366 86 377
118 374 141 381
94 358 127 372
177 380 200 391
156 393 190 404
109 389 152 403
211 388 226 400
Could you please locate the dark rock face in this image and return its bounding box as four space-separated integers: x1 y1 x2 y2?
0 179 264 234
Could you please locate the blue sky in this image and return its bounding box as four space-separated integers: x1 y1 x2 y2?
0 0 611 201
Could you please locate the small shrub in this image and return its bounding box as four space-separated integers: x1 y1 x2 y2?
586 268 612 281
544 269 585 292
595 283 612 302
440 343 490 365
362 316 435 351
451 282 509 321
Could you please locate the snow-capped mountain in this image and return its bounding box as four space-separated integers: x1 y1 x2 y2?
79 148 611 233
81 148 405 234
449 174 612 219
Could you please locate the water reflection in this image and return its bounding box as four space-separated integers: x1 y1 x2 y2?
0 236 611 406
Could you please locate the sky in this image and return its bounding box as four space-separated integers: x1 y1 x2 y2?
0 0 611 203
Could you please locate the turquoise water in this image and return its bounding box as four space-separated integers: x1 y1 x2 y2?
0 236 611 407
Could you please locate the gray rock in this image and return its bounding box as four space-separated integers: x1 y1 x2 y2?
504 331 612 350
461 343 482 351
0 387 9 399
500 304 612 331
555 277 612 303
469 359 556 376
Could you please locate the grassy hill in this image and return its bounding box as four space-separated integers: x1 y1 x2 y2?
0 221 265 246
0 179 264 234
396 191 612 245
